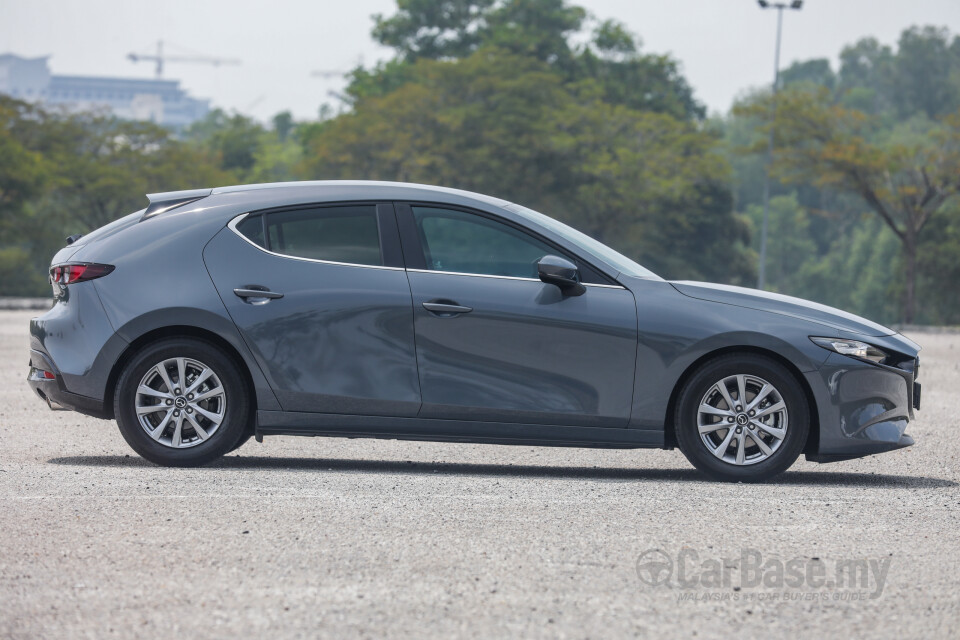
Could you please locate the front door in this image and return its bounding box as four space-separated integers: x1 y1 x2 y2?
203 202 421 416
397 204 637 428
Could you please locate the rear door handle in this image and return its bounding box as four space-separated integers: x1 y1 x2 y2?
422 301 473 316
234 287 284 300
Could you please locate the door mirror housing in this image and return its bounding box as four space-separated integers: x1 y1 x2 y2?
537 255 585 296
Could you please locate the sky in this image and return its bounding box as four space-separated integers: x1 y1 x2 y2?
3 0 960 123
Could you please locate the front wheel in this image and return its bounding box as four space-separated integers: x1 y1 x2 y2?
674 354 809 482
114 338 251 467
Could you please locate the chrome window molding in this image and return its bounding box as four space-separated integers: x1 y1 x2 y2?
406 268 625 289
228 213 625 288
227 213 405 272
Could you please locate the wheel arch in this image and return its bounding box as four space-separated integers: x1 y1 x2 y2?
104 325 258 422
663 345 820 455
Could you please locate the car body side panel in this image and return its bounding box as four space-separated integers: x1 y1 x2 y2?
407 271 638 427
67 200 282 412
202 226 421 416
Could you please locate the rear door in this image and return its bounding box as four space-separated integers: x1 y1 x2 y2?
396 203 638 428
203 202 421 416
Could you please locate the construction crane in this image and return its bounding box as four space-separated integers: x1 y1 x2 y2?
127 40 240 78
311 69 347 79
311 55 364 80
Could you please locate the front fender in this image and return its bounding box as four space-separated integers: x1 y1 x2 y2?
622 278 832 431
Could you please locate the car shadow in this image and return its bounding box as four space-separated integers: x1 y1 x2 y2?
46 455 958 488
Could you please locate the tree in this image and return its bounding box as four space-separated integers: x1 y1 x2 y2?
372 0 497 61
300 48 751 283
916 201 960 323
837 37 896 115
0 97 231 296
271 111 295 142
185 109 266 177
0 97 54 295
743 194 816 292
780 59 835 90
361 0 703 120
737 87 960 322
893 26 960 119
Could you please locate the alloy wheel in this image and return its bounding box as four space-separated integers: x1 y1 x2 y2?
697 373 788 466
135 357 226 449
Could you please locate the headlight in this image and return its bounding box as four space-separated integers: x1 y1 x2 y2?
810 337 887 364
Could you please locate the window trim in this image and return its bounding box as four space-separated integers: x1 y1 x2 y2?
226 200 626 289
227 210 405 272
405 267 624 289
394 201 621 287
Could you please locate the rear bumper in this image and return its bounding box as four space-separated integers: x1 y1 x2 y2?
26 349 109 419
28 281 127 416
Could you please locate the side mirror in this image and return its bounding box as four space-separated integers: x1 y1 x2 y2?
537 255 585 296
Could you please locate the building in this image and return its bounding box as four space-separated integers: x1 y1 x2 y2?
0 53 209 128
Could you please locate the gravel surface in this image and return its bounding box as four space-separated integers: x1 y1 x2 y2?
1 309 958 639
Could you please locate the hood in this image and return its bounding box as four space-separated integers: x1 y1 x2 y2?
670 281 896 337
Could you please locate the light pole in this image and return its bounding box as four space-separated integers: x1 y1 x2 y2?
756 0 802 290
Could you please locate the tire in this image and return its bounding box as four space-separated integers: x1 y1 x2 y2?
114 338 251 467
674 353 809 482
229 432 254 453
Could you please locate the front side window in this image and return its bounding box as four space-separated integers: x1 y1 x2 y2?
240 205 382 266
412 207 558 279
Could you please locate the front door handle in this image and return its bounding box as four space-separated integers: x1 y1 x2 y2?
234 287 284 301
422 300 473 316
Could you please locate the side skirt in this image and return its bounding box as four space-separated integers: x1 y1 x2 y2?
256 411 665 450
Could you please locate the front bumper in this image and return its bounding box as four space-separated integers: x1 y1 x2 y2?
804 349 919 462
26 349 108 418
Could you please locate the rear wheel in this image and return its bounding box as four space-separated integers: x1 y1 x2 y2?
114 338 251 467
229 432 254 453
674 354 809 482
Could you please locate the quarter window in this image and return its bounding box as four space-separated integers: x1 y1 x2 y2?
245 205 382 266
412 207 559 279
235 214 265 247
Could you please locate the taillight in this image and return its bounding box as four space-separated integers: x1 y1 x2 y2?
50 263 115 285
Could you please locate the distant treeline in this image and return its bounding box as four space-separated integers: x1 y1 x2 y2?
2 1 959 324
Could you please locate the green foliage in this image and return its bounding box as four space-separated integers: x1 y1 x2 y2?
893 26 960 119
372 0 498 61
780 59 835 91
300 46 751 283
745 194 816 293
725 24 960 324
5 1 960 327
185 109 266 176
0 95 232 296
916 201 960 324
362 0 702 120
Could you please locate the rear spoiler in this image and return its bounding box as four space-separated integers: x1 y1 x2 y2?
141 188 212 220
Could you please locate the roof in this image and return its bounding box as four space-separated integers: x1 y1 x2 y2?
145 180 511 219
210 180 511 206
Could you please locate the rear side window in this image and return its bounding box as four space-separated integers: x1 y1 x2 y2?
236 214 265 247
238 206 383 267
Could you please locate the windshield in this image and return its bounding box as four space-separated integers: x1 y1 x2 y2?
505 204 660 279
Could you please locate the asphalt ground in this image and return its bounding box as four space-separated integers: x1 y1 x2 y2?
1 309 958 639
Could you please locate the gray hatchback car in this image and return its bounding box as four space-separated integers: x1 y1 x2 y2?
27 181 921 481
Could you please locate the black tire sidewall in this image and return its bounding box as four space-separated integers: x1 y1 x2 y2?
114 338 250 467
675 354 809 482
